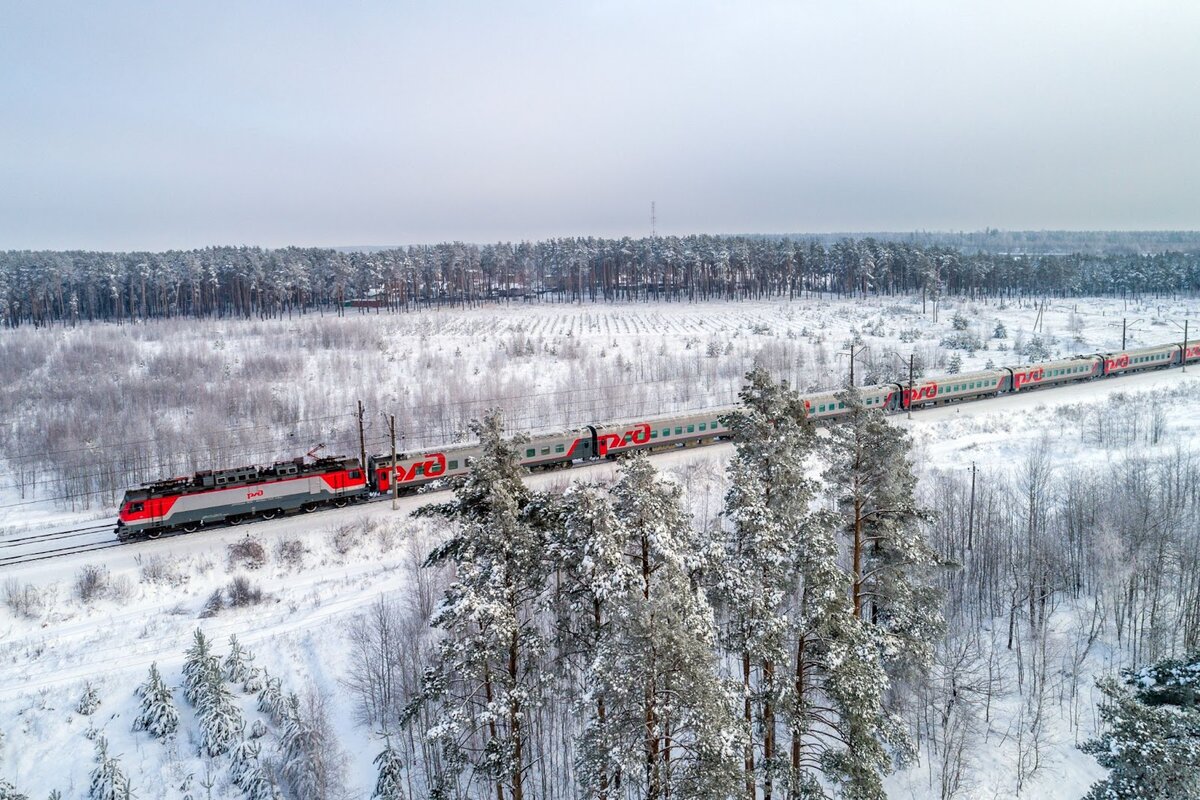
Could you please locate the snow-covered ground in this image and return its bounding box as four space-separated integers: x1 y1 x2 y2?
1 298 1198 798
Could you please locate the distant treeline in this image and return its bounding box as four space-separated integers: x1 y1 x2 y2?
2 234 1198 326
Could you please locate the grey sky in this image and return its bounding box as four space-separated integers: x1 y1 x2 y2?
2 1 1198 250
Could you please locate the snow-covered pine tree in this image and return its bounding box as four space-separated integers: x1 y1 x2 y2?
257 670 287 725
0 776 28 800
223 635 252 685
230 738 280 800
824 385 943 676
415 410 551 800
132 662 179 739
948 352 962 373
545 482 636 798
371 740 407 800
1080 653 1200 800
242 667 264 695
182 629 219 705
89 736 132 800
196 669 244 757
77 682 100 716
715 366 822 799
605 454 743 800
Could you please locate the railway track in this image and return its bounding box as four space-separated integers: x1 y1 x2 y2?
3 352 1196 569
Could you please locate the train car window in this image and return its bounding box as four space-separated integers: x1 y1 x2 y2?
839 402 846 409
449 460 459 470
415 465 424 476
526 448 536 458
662 428 671 437
687 425 695 433
650 430 658 439
675 427 682 435
541 447 550 455
555 444 565 453
818 405 825 412
699 423 707 431
712 420 719 427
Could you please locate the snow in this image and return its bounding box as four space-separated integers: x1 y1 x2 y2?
1 296 1199 797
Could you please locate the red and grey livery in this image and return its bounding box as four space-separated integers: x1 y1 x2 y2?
116 456 367 540
115 339 1200 540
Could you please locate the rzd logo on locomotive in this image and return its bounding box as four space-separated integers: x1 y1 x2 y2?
902 384 938 406
598 423 651 456
246 489 264 500
1013 368 1045 390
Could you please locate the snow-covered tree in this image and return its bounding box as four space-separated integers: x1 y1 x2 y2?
257 671 287 725
715 366 823 797
605 454 743 800
371 740 407 800
279 689 344 800
415 410 551 799
89 737 132 800
230 738 280 800
546 482 636 797
825 385 943 674
182 629 219 705
1081 653 1200 800
196 673 244 757
0 777 28 800
223 635 252 685
948 352 962 374
132 662 178 739
77 683 101 716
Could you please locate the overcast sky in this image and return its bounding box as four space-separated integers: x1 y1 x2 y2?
2 1 1198 251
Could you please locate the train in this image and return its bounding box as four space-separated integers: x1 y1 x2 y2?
115 338 1200 540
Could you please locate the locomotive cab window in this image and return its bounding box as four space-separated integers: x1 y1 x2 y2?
349 470 361 479
130 502 144 513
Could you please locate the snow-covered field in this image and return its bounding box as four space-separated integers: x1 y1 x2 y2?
1 297 1199 798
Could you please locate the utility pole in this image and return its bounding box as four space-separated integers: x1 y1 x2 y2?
1122 317 1126 350
389 414 398 510
1183 319 1189 374
357 400 366 473
840 343 867 387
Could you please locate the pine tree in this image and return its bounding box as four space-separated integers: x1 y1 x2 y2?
947 352 962 374
223 635 252 685
825 385 943 674
371 740 407 800
0 777 28 800
182 629 219 705
816 385 944 797
77 682 100 716
546 482 636 798
415 410 551 800
196 672 244 757
604 454 743 800
715 366 822 799
89 737 133 800
132 662 179 739
1081 653 1200 800
257 670 287 725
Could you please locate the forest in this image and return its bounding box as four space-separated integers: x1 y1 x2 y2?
2 233 1199 327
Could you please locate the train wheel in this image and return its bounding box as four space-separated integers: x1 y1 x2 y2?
228 515 246 526
147 529 162 540
333 498 348 508
260 509 278 521
182 523 199 533
302 502 319 513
